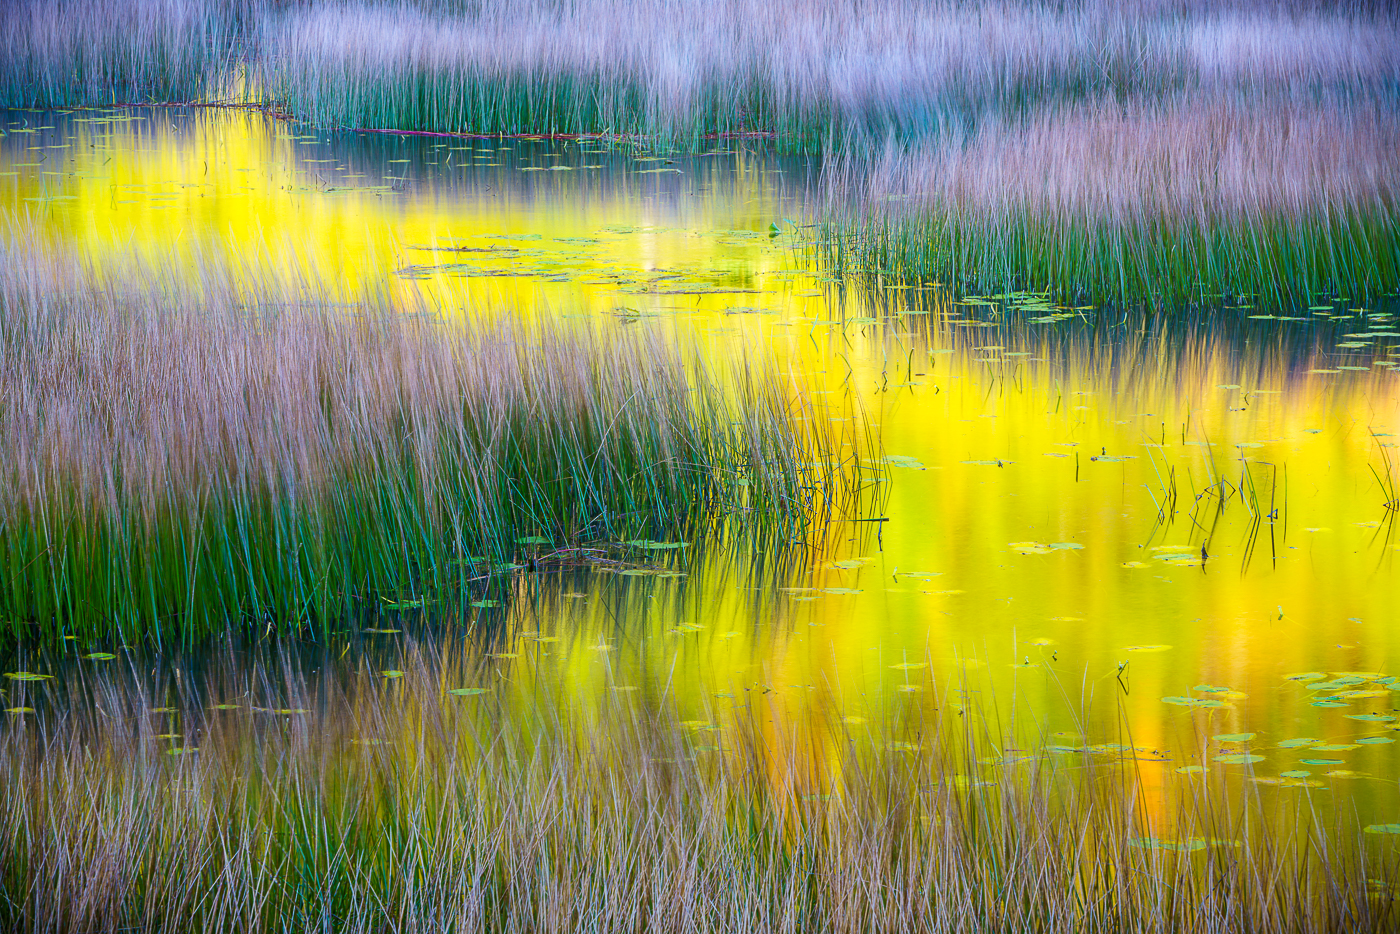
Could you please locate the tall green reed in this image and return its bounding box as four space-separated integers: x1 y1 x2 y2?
0 253 851 642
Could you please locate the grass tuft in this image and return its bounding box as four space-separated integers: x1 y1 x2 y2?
0 251 852 641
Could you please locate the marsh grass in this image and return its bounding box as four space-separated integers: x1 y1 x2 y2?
0 0 258 108
0 252 850 642
821 98 1400 305
255 1 1400 144
0 640 1391 933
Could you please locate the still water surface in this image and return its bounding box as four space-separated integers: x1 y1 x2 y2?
4 106 1400 822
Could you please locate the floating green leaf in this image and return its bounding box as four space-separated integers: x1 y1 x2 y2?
448 688 490 696
3 672 51 681
1214 733 1256 743
1130 837 1208 852
1300 758 1345 765
1213 754 1265 764
1365 824 1400 834
1357 736 1395 745
381 670 405 679
1277 738 1320 748
82 653 117 660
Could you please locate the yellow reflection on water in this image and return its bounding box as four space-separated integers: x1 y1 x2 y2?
4 106 1399 813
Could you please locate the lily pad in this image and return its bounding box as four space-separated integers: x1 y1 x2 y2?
1277 738 1320 748
1284 672 1327 682
1213 754 1265 764
3 672 51 681
1300 758 1345 765
1124 645 1172 653
1214 733 1256 743
1163 696 1229 708
1048 542 1084 550
1365 824 1400 834
381 670 405 679
1357 736 1395 744
82 653 117 660
1130 837 1208 852
448 688 489 696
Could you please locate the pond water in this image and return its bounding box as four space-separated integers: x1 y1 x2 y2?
5 107 1400 826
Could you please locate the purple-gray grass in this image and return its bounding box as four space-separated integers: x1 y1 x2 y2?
821 96 1400 302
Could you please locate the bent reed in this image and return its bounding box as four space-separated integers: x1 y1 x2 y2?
0 640 1390 933
0 252 846 642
